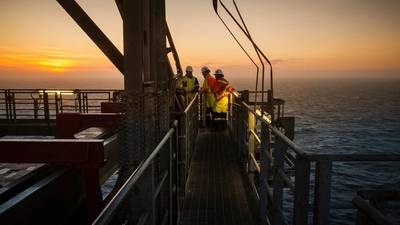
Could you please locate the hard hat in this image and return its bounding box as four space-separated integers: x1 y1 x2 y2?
214 69 224 76
201 66 210 73
185 66 193 72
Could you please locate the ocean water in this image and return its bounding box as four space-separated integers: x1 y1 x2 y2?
240 77 400 224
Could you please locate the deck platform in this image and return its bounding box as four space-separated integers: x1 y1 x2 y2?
180 129 259 225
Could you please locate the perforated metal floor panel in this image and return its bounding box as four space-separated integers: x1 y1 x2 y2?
180 129 259 225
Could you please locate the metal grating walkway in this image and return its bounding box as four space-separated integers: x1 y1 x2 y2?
180 129 259 225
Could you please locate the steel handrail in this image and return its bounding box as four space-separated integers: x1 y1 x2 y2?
231 93 400 225
0 89 120 120
93 120 178 225
184 93 199 114
242 101 307 156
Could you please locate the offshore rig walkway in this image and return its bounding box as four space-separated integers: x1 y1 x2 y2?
180 129 258 225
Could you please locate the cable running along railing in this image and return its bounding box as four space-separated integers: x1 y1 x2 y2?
213 0 274 111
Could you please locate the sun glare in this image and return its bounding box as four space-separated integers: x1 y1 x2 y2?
37 59 74 72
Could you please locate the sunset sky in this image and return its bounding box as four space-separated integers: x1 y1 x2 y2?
0 0 399 89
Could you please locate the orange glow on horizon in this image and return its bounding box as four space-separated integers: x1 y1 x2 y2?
0 50 115 74
37 58 74 72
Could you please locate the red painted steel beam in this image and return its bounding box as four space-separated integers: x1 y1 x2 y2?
79 113 121 131
101 102 124 113
0 139 105 168
56 113 121 138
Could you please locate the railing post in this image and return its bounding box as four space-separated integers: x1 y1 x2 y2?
178 112 186 199
199 94 203 127
33 99 39 119
55 92 59 114
173 124 180 224
313 160 332 225
77 91 82 113
272 136 285 225
267 90 274 121
4 90 10 120
5 90 13 120
185 109 190 184
240 90 249 169
160 133 171 225
294 156 310 225
168 135 174 225
43 92 50 121
11 92 16 120
260 115 270 224
60 93 64 113
129 166 155 225
85 92 89 112
248 112 255 172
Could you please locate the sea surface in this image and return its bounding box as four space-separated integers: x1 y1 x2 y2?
239 77 400 224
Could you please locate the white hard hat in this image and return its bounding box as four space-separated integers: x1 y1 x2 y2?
201 66 210 73
214 69 224 76
185 66 193 72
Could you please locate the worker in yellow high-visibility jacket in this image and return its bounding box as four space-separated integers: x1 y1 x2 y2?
184 66 199 105
212 68 234 130
200 66 216 127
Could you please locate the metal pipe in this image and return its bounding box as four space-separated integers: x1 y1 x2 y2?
249 153 260 173
184 93 199 114
277 168 294 191
232 0 266 109
213 0 274 99
249 129 261 144
212 1 260 110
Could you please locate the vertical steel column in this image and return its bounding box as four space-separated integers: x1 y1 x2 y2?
121 1 151 223
120 0 145 178
313 160 332 225
151 0 167 91
294 156 311 225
